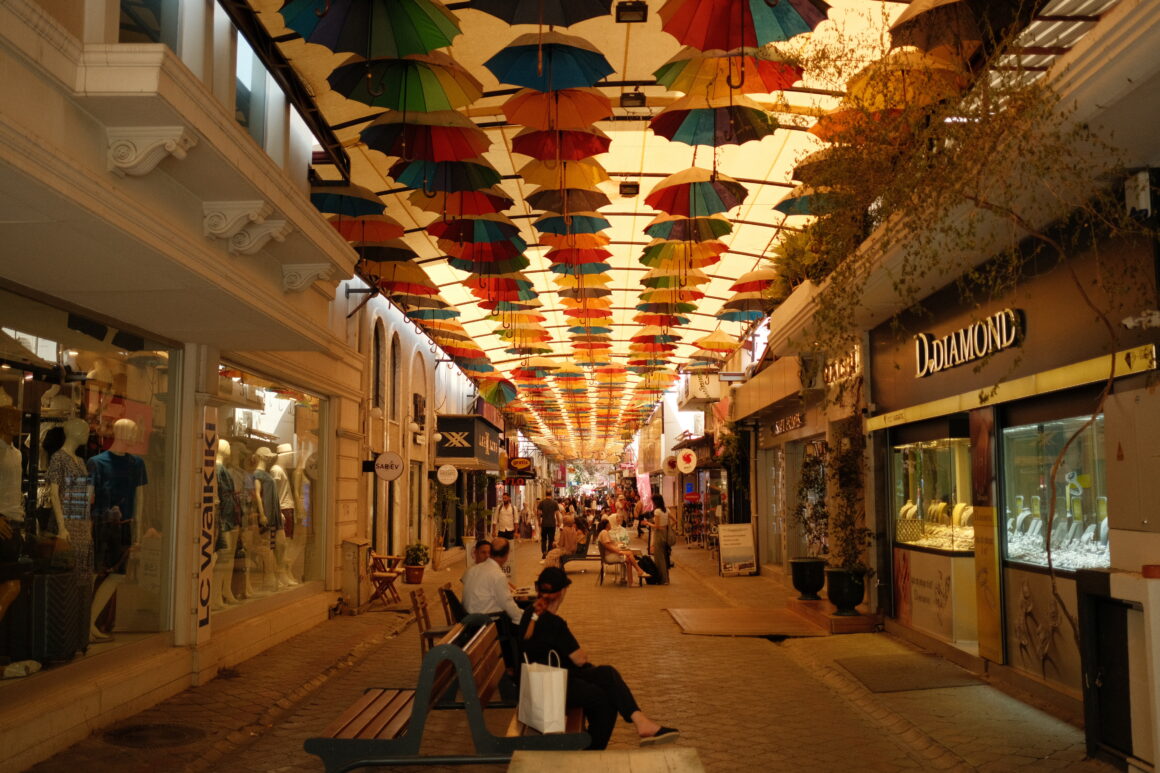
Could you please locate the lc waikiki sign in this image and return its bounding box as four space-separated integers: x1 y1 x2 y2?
914 309 1023 378
196 407 218 637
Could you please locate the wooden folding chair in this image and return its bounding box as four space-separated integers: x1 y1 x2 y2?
410 588 453 655
439 585 468 623
368 551 403 608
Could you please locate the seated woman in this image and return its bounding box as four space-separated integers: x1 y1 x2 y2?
519 567 679 750
597 518 649 585
544 515 583 568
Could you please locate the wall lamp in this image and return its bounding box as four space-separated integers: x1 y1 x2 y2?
615 1 648 23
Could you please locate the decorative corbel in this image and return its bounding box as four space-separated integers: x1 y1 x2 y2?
282 263 334 293
107 126 197 176
203 201 273 239
228 219 293 255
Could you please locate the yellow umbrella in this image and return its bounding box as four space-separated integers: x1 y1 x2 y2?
846 49 969 113
555 273 613 288
694 330 738 353
518 158 610 190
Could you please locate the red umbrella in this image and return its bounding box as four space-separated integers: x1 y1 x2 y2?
546 247 613 265
511 126 612 161
408 186 513 216
360 110 491 162
644 167 748 216
327 213 405 242
438 236 526 262
659 0 828 51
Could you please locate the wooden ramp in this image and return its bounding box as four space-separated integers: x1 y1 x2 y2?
665 607 825 638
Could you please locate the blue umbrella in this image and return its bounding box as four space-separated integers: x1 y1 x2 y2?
484 31 614 91
717 308 765 322
548 261 611 275
773 185 840 216
534 213 612 235
390 159 501 193
310 183 385 217
407 308 460 321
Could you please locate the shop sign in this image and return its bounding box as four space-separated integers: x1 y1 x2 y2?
506 456 535 479
676 449 697 474
718 523 757 576
823 346 861 385
436 464 458 485
665 455 678 473
914 308 1023 378
435 416 501 466
196 407 218 637
684 492 701 503
772 413 805 436
373 451 405 481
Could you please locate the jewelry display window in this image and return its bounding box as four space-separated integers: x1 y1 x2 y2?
1001 414 1108 571
211 365 323 612
891 438 975 553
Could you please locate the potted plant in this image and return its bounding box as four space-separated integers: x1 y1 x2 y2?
790 442 829 600
824 417 874 616
403 542 430 584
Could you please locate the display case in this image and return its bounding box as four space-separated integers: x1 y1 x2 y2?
1001 414 1108 570
213 365 323 609
891 438 975 553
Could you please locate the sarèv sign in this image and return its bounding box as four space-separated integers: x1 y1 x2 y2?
914 308 1023 378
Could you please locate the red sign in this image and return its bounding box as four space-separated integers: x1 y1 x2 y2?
511 478 526 486
684 492 701 503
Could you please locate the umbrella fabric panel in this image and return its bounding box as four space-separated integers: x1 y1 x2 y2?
280 0 461 58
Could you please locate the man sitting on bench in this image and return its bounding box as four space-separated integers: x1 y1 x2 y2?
463 536 522 667
519 567 680 750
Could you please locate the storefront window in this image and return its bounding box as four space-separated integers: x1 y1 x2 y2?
213 365 323 607
235 34 268 146
1 288 178 666
119 0 180 48
891 438 975 552
1001 415 1108 570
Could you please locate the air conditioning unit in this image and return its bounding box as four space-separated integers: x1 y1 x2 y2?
678 374 720 409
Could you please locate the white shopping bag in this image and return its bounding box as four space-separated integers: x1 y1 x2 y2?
518 651 567 734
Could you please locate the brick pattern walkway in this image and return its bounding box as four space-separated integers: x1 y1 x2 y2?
24 536 1114 772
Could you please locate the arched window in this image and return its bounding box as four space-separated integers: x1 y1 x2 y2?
389 333 401 421
372 322 385 410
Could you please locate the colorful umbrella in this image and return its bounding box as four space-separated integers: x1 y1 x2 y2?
639 238 728 268
518 159 610 190
473 0 612 27
546 247 613 265
541 231 611 249
717 307 765 322
644 213 732 241
503 87 613 131
658 0 828 51
408 186 513 216
310 183 385 217
650 93 777 148
654 46 803 98
645 167 748 216
407 307 460 321
360 110 491 162
390 158 502 193
375 261 440 295
792 147 842 186
327 213 404 242
548 261 610 275
353 240 417 266
773 184 841 216
730 267 779 293
534 212 611 235
723 291 771 311
846 49 969 113
555 273 612 288
511 126 612 162
526 186 612 213
426 213 521 243
889 0 984 64
279 0 461 59
640 266 711 287
693 330 738 353
450 254 532 274
328 52 483 111
484 31 614 91
478 376 519 407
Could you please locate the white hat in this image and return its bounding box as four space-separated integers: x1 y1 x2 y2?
276 443 294 454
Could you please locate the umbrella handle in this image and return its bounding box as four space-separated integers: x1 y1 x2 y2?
365 68 385 98
315 0 332 17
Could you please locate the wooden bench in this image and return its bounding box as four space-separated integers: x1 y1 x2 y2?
559 542 599 572
304 614 589 772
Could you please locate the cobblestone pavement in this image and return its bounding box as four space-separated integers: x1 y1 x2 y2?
25 537 1114 773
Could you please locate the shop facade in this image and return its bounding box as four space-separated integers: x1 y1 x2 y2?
866 233 1159 713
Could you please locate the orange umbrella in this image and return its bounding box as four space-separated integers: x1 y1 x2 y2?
503 87 613 130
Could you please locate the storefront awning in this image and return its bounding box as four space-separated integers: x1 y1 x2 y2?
434 414 501 471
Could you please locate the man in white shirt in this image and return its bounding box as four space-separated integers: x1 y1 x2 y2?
462 537 522 667
494 493 516 540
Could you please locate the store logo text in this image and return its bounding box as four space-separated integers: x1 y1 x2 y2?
914 309 1022 378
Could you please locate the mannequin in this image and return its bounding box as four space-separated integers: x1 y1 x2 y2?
253 447 284 592
0 406 24 627
212 439 241 609
87 417 147 640
231 440 263 598
294 448 317 580
271 444 299 586
46 418 95 635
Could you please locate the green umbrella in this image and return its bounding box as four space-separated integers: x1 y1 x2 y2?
280 0 461 59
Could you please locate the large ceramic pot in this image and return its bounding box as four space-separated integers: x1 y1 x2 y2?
403 565 425 584
789 557 827 601
825 567 866 616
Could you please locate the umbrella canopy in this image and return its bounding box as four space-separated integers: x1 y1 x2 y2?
658 0 828 51
408 186 513 216
327 213 404 242
555 272 612 288
526 186 612 213
792 147 843 186
548 261 610 275
511 126 612 162
534 212 611 235
773 185 841 216
717 307 765 322
390 158 502 193
311 183 385 217
644 167 748 216
427 213 521 243
407 307 460 321
650 93 777 147
503 88 613 131
478 376 519 407
694 330 738 353
640 266 711 287
484 31 614 91
723 291 771 311
447 254 532 274
519 158 610 190
639 238 728 268
360 110 491 162
730 267 779 292
541 231 611 249
546 247 613 265
644 213 732 241
375 261 440 295
846 48 969 113
279 0 461 59
439 234 527 261
328 52 483 111
889 0 986 64
472 0 612 27
655 46 803 99
353 240 417 265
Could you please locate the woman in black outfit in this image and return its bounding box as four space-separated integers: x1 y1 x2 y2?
518 567 679 750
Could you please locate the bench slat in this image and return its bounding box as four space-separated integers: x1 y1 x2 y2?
328 688 409 739
357 689 417 740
